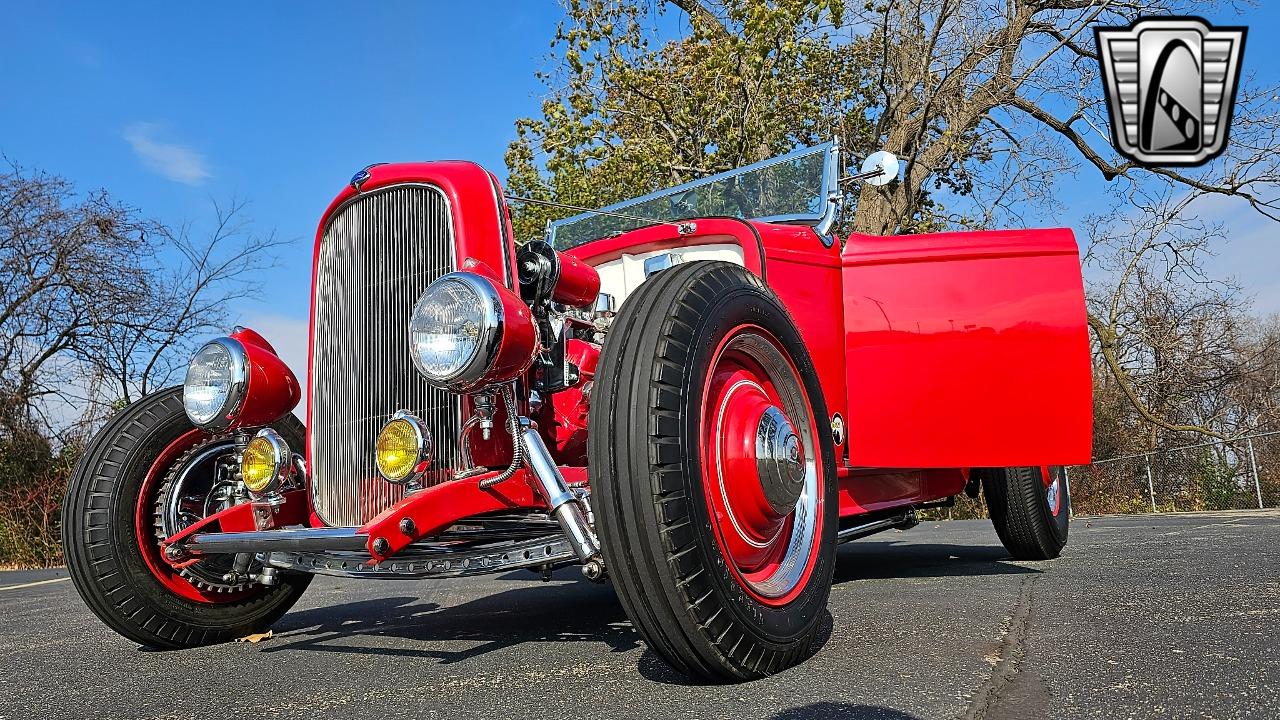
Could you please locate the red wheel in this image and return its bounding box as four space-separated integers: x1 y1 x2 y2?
134 431 256 602
591 261 837 682
63 387 311 647
1040 465 1067 518
700 326 823 607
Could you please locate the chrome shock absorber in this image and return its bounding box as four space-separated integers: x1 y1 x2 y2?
456 384 603 578
515 415 603 579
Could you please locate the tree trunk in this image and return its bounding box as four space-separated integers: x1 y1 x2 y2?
851 183 908 235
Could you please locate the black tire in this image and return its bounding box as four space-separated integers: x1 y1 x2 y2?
63 387 312 648
982 465 1070 560
589 261 838 682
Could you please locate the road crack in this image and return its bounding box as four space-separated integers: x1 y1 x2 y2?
960 573 1044 720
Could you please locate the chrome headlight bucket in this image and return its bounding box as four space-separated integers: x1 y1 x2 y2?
409 271 504 390
182 337 248 429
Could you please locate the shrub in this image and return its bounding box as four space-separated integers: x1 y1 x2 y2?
0 441 77 568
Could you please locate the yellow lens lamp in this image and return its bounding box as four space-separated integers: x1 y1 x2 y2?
240 428 291 497
375 410 433 484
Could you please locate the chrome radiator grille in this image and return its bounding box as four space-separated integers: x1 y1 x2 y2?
310 184 461 527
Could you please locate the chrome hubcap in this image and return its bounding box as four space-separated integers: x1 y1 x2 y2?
756 406 805 515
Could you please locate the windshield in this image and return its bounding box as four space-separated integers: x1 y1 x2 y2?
548 141 837 249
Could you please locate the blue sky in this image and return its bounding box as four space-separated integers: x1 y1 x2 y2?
3 2 1278 385
3 2 566 377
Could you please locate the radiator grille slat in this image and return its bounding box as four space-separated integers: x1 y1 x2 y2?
310 185 461 527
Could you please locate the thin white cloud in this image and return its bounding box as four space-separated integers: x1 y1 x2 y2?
1191 193 1280 315
123 123 211 185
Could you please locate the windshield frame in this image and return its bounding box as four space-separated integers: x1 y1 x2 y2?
546 140 840 249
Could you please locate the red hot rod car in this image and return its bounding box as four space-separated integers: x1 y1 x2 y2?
63 142 1090 682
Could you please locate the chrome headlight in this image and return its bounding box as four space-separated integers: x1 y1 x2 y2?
408 272 503 389
182 337 247 429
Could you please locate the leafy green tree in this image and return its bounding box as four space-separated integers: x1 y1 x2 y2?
504 0 883 241
509 1 1280 241
509 0 1280 462
1195 447 1235 511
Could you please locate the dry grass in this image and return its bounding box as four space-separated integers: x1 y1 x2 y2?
0 441 76 569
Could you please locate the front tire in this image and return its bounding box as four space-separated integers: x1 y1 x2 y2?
983 466 1070 560
63 387 311 648
590 261 838 682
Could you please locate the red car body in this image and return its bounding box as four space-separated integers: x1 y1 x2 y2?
272 160 1091 559
65 149 1091 681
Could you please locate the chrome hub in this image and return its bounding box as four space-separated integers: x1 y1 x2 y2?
756 406 805 515
154 438 256 592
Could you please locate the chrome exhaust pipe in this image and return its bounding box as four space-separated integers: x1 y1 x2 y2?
517 417 602 571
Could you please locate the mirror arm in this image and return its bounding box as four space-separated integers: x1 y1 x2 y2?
839 165 890 184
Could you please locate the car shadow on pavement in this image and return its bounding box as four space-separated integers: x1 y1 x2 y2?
833 541 1041 584
768 703 923 719
264 572 642 663
258 540 1032 681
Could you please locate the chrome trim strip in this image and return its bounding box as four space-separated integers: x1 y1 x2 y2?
488 173 514 286
184 527 368 554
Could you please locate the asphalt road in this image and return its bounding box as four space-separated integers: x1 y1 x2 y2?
1 510 1276 720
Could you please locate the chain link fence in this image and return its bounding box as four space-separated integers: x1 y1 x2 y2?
1067 431 1280 516
927 431 1280 520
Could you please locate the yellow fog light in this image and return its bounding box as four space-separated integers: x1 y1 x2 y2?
375 411 432 484
241 428 289 495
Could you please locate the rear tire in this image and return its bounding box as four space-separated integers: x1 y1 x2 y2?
63 387 311 648
983 466 1070 560
590 261 838 682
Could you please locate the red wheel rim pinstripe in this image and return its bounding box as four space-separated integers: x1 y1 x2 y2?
1041 465 1064 517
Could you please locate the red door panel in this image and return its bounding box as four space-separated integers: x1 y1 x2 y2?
841 228 1092 468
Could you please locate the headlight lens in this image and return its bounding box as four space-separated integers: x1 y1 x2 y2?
241 428 289 495
408 272 501 388
182 338 246 428
375 412 431 484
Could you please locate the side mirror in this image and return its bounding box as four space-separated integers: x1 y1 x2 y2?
859 151 900 187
